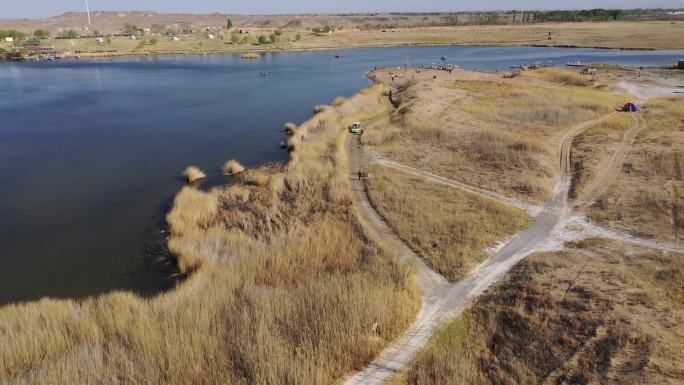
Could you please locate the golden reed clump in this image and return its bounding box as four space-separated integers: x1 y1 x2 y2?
183 165 206 182
223 159 245 175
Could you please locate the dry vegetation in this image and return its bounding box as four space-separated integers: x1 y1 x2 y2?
182 165 206 182
520 67 593 87
16 21 684 58
568 113 635 198
388 239 684 385
584 96 684 241
366 165 530 281
0 85 422 384
365 69 624 202
222 159 245 175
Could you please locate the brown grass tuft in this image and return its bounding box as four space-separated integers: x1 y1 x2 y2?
222 159 245 175
283 122 297 135
332 96 347 106
183 165 206 182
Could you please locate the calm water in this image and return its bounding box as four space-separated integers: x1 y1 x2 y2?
1 46 683 305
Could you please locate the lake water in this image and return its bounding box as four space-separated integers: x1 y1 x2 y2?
1 46 683 305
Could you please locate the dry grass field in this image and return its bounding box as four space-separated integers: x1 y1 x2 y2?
568 113 636 198
0 86 422 385
582 96 684 242
388 239 684 385
365 165 530 281
7 21 682 58
365 68 625 202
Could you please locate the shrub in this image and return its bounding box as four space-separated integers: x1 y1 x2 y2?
314 105 329 114
183 166 206 182
284 122 297 135
333 97 347 107
223 160 245 175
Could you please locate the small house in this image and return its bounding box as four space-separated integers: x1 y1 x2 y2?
130 35 137 40
171 36 180 41
3 37 14 43
207 34 215 40
95 37 105 44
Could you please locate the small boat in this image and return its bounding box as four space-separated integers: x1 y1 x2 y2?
441 56 448 61
566 60 589 67
260 71 269 76
334 54 342 59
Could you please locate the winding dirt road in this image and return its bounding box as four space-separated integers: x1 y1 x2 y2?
343 106 669 384
559 112 618 173
576 113 646 204
343 113 581 385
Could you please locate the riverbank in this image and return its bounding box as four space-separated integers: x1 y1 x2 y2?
2 21 683 61
0 84 425 385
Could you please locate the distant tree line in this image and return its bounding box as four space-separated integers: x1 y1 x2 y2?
533 9 624 22
0 30 26 40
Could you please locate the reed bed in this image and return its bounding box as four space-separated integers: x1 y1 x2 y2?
0 85 420 385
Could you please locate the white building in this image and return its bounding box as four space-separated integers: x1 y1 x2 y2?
95 37 105 44
207 34 215 40
3 37 14 43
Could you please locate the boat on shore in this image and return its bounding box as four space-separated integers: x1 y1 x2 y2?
566 60 591 67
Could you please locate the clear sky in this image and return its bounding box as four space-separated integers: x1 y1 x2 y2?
3 0 683 19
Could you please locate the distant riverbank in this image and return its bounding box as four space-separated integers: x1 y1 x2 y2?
2 21 683 62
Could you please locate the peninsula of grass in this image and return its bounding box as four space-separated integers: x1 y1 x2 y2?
0 85 420 385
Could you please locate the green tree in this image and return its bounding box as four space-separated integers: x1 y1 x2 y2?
93 30 101 37
274 29 282 36
149 37 158 45
230 34 240 43
61 30 78 39
240 35 250 44
226 18 233 29
294 33 301 41
34 29 50 39
450 15 459 26
122 24 138 36
269 34 277 43
258 35 268 44
0 29 26 40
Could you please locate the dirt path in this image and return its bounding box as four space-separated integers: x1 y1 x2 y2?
559 112 619 173
344 118 572 385
371 156 540 214
342 101 676 384
576 113 646 204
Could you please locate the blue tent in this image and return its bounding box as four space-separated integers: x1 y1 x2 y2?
622 103 638 112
